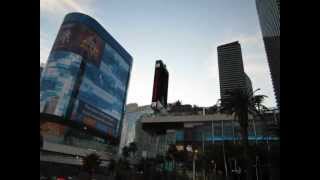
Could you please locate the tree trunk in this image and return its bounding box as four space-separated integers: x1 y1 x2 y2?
239 112 252 180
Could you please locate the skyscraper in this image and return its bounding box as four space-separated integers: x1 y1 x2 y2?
151 60 169 110
256 0 280 108
217 41 251 104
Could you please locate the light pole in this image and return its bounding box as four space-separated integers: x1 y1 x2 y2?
212 99 221 144
222 120 228 179
255 155 259 180
193 149 198 180
202 133 205 153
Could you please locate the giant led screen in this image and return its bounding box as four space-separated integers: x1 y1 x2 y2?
40 13 133 138
40 51 82 116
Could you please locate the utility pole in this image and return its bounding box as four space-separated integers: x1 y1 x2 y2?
232 119 236 144
255 155 259 180
193 149 198 180
222 120 228 179
202 133 205 152
193 157 196 180
202 133 205 180
252 117 258 145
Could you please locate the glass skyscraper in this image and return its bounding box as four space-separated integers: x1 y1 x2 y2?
217 41 252 105
40 13 134 176
256 0 280 108
40 12 133 140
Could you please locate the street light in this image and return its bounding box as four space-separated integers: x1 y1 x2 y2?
193 149 198 180
186 146 198 180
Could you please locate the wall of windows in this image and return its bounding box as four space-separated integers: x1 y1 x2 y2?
174 120 278 143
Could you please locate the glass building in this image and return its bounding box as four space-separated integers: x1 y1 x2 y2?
217 41 253 105
141 112 279 157
119 104 154 154
256 0 280 108
40 13 133 175
40 12 133 140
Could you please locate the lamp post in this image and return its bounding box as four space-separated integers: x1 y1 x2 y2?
193 149 198 180
255 155 259 180
222 120 228 180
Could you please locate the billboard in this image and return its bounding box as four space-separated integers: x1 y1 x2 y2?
40 51 82 117
40 13 133 138
70 41 131 136
52 23 105 67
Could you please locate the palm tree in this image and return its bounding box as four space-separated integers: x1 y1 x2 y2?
82 153 102 179
221 88 267 180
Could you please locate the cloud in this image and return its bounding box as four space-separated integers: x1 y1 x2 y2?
40 0 99 28
40 0 99 63
40 47 50 63
40 0 69 14
40 0 92 14
62 0 86 12
40 30 52 63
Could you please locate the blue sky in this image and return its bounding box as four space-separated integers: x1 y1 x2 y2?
40 0 276 108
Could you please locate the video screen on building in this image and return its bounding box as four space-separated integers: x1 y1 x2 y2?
52 23 105 67
40 51 82 117
40 15 132 139
71 44 131 136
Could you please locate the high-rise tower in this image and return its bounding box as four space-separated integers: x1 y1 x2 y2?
256 0 280 108
151 60 169 110
218 41 252 104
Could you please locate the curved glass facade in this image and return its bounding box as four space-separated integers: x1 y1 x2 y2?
40 13 133 139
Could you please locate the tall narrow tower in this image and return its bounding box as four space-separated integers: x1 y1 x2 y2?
151 60 169 110
217 41 251 105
